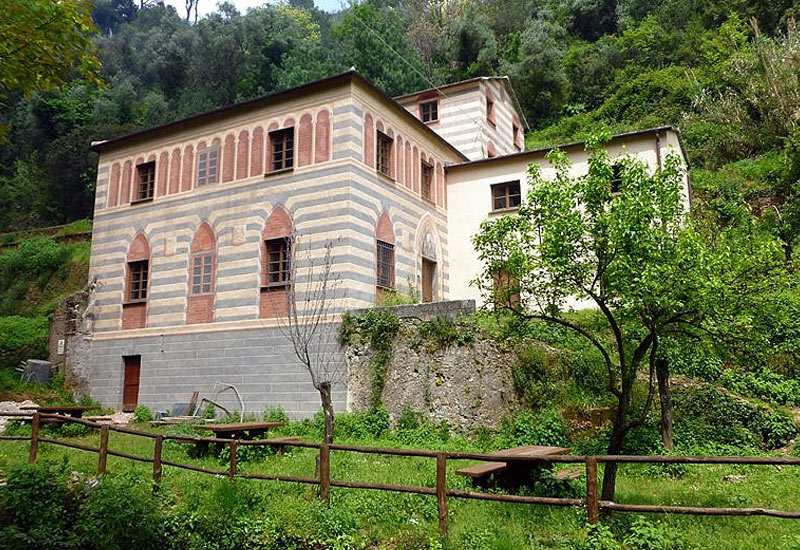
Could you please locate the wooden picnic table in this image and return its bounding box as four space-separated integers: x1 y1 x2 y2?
20 405 94 423
456 445 571 489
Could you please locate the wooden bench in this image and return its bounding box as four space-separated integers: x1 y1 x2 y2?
456 445 571 488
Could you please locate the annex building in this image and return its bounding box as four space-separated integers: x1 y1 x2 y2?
85 70 689 416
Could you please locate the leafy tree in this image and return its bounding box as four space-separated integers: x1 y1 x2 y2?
472 134 784 498
0 0 101 99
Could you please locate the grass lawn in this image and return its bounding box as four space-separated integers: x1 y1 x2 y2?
2 422 800 549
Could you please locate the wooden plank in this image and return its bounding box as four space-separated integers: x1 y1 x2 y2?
196 422 284 432
455 445 571 478
97 425 109 474
455 461 508 477
586 457 599 525
436 453 449 536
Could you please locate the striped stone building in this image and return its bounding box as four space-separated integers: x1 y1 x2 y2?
85 70 689 416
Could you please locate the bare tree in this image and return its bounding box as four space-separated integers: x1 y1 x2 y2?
270 234 345 445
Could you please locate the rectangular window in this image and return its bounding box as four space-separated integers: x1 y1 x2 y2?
376 240 395 289
191 254 213 295
513 123 522 151
197 147 219 187
611 164 623 193
421 161 434 202
491 181 521 211
421 100 438 123
128 260 149 302
270 128 294 172
376 131 392 177
135 162 155 201
265 238 290 286
486 97 495 124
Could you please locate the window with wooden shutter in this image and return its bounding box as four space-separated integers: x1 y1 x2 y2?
420 100 438 123
190 253 214 295
270 128 294 171
264 238 290 286
376 240 394 290
135 162 155 201
491 181 521 211
421 161 434 202
611 164 623 193
127 260 149 302
376 131 392 177
196 147 219 187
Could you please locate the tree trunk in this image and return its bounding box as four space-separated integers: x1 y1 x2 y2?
601 401 627 502
318 381 335 445
656 357 674 450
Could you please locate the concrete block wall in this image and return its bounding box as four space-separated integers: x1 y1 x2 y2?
87 325 346 418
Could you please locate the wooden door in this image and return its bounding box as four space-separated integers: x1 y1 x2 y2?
122 355 141 412
422 258 435 303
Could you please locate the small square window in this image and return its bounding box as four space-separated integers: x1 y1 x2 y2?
135 162 155 201
270 128 294 172
491 181 521 211
197 147 219 187
421 100 438 123
377 131 393 177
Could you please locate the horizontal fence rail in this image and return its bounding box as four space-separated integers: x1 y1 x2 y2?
2 412 799 534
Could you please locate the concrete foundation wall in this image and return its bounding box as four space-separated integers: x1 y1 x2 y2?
87 325 346 418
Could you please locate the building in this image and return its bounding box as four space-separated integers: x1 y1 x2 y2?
85 69 689 416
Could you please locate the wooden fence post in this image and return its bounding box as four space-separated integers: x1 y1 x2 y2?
319 444 330 503
436 452 449 536
28 412 40 464
229 441 237 480
586 457 599 525
97 424 110 474
153 435 163 487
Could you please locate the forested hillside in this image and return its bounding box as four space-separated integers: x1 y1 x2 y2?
3 0 800 250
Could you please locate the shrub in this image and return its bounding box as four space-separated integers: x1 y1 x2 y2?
0 315 49 368
583 523 621 550
133 405 152 422
499 408 569 448
622 516 684 550
263 406 290 424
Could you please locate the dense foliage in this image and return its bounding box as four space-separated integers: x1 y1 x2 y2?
3 0 800 232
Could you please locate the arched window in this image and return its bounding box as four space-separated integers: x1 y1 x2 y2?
260 206 293 318
187 223 216 325
123 233 150 329
375 212 395 302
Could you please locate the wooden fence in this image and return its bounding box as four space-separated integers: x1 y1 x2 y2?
3 412 800 535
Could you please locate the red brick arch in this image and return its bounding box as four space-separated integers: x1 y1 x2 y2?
181 145 194 192
169 148 181 194
236 130 249 180
314 110 330 163
127 232 150 261
187 222 216 325
108 163 120 207
250 126 264 176
222 133 235 183
260 206 293 319
120 160 132 205
298 113 313 167
364 113 374 167
376 211 394 245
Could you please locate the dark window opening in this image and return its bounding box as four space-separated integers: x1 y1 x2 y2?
486 97 495 124
611 164 623 193
127 260 149 302
421 162 434 202
191 253 214 295
265 238 290 286
135 162 155 201
270 128 294 172
421 100 438 123
376 240 395 289
197 148 219 187
377 131 393 177
491 181 521 211
513 124 522 151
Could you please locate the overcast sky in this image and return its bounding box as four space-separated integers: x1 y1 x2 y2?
162 0 345 18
